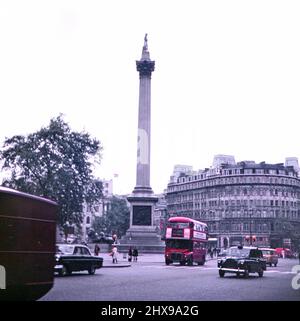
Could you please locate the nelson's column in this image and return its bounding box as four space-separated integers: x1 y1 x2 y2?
121 35 163 252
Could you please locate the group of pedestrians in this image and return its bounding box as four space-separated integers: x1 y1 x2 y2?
93 243 119 264
94 242 139 264
110 245 139 264
207 247 220 259
127 246 138 262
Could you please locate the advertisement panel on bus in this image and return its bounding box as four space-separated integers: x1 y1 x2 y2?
164 216 208 266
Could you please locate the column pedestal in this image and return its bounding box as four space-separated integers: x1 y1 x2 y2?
119 194 165 253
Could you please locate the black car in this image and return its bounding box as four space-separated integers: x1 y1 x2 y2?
218 246 266 278
55 244 103 276
94 235 114 244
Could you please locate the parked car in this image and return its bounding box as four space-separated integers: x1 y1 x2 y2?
260 248 278 267
55 244 103 276
66 234 77 244
94 236 114 244
218 246 266 278
92 232 114 244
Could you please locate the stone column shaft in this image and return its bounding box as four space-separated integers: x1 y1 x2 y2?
136 75 151 188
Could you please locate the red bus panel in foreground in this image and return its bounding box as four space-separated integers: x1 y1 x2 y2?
0 187 57 301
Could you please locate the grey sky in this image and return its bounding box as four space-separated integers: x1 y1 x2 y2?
1 0 300 195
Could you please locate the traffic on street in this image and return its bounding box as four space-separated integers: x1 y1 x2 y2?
41 254 300 301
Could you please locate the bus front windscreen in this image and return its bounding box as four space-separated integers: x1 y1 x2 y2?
167 222 192 228
166 239 192 251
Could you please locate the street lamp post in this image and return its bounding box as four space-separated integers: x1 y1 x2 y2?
249 208 253 246
247 185 256 246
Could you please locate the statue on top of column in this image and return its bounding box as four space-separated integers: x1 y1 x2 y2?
143 33 148 51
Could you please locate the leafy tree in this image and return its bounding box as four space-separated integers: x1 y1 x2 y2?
92 196 130 238
0 115 103 229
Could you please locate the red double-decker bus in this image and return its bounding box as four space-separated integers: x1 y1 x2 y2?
165 216 208 266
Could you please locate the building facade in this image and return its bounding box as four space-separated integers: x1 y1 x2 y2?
82 179 114 241
167 156 300 250
153 192 168 237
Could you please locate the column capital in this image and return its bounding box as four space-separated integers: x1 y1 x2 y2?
136 60 155 77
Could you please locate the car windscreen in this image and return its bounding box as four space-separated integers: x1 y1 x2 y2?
166 239 193 251
262 250 272 255
228 248 250 257
249 249 263 258
56 245 74 254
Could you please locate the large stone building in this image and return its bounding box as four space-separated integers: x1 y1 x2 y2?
82 178 114 241
166 156 300 250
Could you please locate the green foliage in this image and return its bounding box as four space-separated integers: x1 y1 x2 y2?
92 196 130 238
0 115 103 228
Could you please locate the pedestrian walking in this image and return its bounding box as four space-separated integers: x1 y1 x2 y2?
298 251 300 265
128 246 133 262
133 247 138 262
111 246 118 264
94 243 100 256
213 247 217 257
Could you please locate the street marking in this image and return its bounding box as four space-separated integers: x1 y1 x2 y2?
140 265 297 275
265 270 297 274
141 264 218 270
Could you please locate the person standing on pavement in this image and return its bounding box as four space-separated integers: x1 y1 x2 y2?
133 247 138 262
213 247 217 257
112 246 118 264
94 243 100 256
128 246 133 262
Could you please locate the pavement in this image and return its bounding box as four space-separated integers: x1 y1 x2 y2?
99 252 218 268
100 252 164 267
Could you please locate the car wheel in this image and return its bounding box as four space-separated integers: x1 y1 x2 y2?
187 257 193 266
274 263 277 267
258 268 264 277
59 265 71 277
165 259 171 265
219 270 225 277
88 265 96 275
243 267 249 278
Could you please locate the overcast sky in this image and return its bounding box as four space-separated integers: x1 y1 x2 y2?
1 1 300 195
